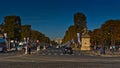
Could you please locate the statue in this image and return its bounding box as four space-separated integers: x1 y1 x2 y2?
82 27 88 35
81 27 91 50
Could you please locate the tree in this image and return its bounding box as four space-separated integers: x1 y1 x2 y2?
74 12 87 28
63 12 88 44
91 29 102 46
31 30 51 43
21 25 31 41
101 20 120 45
91 20 120 48
4 16 21 41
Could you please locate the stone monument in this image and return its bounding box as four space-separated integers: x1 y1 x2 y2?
81 28 91 50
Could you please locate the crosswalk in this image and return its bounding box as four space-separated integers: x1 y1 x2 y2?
0 51 20 56
38 48 83 56
39 53 82 56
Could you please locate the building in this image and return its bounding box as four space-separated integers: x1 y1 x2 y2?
55 38 62 44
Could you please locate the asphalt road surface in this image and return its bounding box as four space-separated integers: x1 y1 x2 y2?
0 48 120 68
0 62 120 68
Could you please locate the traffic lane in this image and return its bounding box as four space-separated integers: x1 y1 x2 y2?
24 55 120 62
0 61 120 68
2 54 120 63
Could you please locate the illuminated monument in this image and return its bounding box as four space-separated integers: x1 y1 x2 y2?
81 28 91 50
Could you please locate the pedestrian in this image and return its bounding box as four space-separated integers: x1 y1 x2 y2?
22 47 25 54
28 46 31 55
103 47 106 55
110 46 112 51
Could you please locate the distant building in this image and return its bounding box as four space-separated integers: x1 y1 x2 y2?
55 38 62 44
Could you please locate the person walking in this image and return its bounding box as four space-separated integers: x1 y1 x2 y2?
28 45 31 55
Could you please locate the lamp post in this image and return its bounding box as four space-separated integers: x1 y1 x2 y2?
4 33 8 48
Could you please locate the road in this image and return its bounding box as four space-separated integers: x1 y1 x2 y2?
0 48 120 68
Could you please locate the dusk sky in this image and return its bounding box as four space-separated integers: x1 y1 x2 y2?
0 0 120 40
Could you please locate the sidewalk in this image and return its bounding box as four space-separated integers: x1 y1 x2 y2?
82 50 120 57
101 50 120 57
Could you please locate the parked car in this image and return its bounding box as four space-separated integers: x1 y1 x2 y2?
0 38 7 53
17 45 23 51
14 42 24 51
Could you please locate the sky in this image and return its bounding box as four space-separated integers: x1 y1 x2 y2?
0 0 120 40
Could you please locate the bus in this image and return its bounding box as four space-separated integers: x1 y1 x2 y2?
0 38 7 52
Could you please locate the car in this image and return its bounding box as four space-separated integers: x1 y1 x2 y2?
63 47 73 54
17 45 23 51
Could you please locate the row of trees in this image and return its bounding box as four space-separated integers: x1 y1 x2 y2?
63 20 120 48
91 20 120 47
62 25 85 44
63 12 120 48
0 16 55 44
